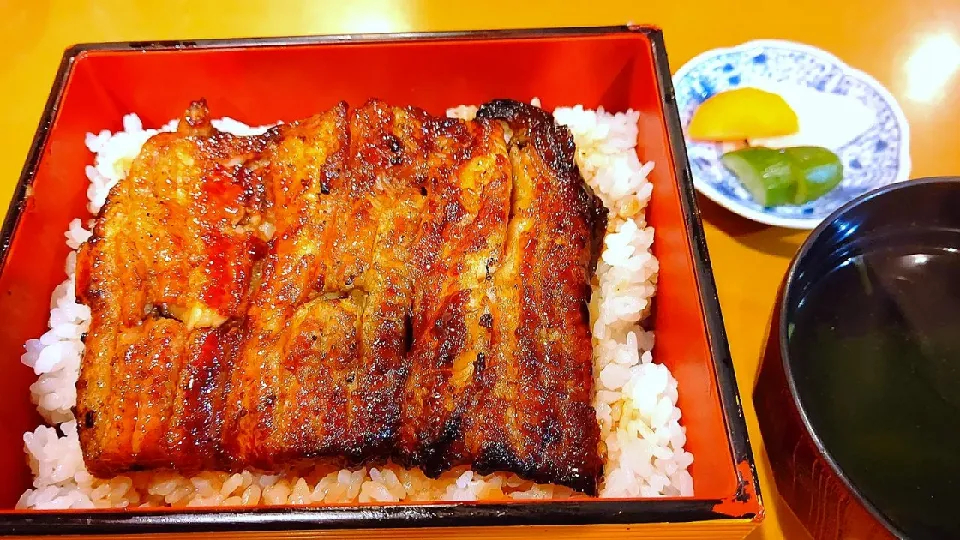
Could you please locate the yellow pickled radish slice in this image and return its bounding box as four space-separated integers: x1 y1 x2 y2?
688 88 800 142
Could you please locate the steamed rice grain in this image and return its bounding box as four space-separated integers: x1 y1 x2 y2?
17 103 692 509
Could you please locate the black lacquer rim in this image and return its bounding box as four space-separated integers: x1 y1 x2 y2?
0 43 76 276
779 176 960 540
647 23 762 516
0 25 760 535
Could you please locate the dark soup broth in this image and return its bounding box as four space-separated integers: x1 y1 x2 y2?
788 238 960 538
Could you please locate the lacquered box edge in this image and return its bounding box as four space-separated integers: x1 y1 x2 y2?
0 52 76 274
0 25 762 536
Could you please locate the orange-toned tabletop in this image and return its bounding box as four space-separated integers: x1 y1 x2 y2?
2 1 959 538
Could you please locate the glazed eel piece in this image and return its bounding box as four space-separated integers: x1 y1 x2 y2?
396 100 607 494
394 114 512 475
462 100 607 495
74 99 606 494
224 100 468 469
75 101 273 474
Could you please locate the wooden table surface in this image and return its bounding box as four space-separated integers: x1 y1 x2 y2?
2 1 959 538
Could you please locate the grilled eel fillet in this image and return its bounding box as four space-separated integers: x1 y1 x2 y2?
75 99 606 494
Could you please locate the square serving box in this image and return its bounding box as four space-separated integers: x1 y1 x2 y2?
0 26 761 539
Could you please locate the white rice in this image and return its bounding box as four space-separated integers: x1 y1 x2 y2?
17 103 692 509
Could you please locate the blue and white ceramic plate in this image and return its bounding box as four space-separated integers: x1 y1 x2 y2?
674 40 911 229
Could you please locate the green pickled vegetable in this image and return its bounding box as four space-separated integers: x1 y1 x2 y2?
787 146 844 205
720 147 796 207
721 145 843 207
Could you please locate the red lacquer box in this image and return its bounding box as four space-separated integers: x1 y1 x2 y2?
0 26 761 539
